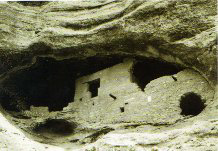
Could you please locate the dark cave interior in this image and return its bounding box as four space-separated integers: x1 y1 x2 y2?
180 92 206 116
0 56 183 112
0 56 123 112
131 58 182 91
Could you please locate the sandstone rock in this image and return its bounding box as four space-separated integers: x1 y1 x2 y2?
0 0 217 151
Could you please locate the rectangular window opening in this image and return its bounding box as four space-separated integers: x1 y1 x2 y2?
120 107 125 113
88 78 100 98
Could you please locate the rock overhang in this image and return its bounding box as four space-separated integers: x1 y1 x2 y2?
0 0 216 87
0 0 217 150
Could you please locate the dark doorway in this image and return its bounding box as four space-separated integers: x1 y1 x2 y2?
88 79 100 98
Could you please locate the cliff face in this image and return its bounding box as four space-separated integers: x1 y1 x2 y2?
0 0 217 151
0 0 216 85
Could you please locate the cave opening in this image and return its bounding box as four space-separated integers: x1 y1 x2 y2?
0 56 123 112
131 58 182 91
0 56 184 113
0 57 76 112
33 119 77 137
180 92 206 116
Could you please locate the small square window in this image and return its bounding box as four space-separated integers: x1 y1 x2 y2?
88 78 100 98
120 107 125 112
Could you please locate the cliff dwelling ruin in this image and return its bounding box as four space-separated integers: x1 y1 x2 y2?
0 56 214 144
0 1 216 150
65 58 211 125
0 57 212 120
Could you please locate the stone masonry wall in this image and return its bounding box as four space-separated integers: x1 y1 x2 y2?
66 60 214 125
74 58 138 102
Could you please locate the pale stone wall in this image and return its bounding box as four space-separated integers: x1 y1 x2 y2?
74 59 139 102
66 68 214 125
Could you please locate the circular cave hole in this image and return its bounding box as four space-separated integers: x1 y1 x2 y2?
131 58 182 91
180 92 206 116
33 119 76 137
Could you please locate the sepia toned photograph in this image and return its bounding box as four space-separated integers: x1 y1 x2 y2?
0 0 217 150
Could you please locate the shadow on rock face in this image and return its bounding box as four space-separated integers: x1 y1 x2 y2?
16 1 49 7
33 119 77 137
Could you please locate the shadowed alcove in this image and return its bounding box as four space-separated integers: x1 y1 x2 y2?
0 56 123 111
131 58 182 91
180 92 206 116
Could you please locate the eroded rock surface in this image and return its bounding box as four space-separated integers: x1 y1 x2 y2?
0 0 217 151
